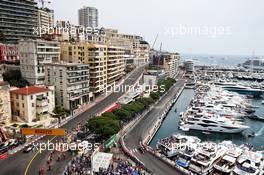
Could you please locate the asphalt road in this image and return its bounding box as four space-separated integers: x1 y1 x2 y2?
0 66 145 175
124 72 186 175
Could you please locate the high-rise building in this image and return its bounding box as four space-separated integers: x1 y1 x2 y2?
44 63 92 110
19 39 60 85
60 42 125 94
0 0 38 43
37 8 54 29
78 6 98 28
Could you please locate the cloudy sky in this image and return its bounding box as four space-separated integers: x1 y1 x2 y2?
48 0 264 56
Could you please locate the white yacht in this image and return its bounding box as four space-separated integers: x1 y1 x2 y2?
157 134 200 158
180 114 249 133
233 150 264 175
175 145 198 168
213 142 243 174
188 142 227 175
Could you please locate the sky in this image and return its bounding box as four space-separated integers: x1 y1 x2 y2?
47 0 264 56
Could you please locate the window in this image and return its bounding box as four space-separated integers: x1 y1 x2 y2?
32 103 34 107
31 95 33 100
22 103 24 108
16 94 19 99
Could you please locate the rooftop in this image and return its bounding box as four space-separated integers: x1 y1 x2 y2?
11 86 49 95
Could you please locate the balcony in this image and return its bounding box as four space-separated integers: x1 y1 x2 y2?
36 106 49 115
36 99 48 107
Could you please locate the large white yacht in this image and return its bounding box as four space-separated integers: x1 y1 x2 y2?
233 150 264 175
180 114 249 133
157 134 201 158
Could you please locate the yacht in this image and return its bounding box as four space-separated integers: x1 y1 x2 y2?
188 142 227 175
157 134 200 158
233 150 264 175
175 147 197 168
180 115 249 133
213 143 243 174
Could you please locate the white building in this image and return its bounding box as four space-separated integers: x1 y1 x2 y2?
10 86 55 123
44 63 93 111
184 61 194 73
19 39 60 85
78 6 98 28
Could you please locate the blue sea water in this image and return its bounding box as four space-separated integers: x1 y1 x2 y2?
181 54 250 67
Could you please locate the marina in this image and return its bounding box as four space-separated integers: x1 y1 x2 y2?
148 62 264 174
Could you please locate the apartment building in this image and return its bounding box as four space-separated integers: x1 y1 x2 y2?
163 53 181 78
0 81 11 124
37 8 54 29
44 63 92 110
151 51 181 78
19 39 60 85
78 6 98 28
61 42 125 94
10 86 55 123
87 44 108 94
107 46 125 85
104 29 150 64
0 0 38 43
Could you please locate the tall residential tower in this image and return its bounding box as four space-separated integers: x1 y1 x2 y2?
0 0 38 43
78 6 98 28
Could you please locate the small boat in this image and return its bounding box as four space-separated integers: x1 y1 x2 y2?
174 108 177 112
247 132 255 138
262 100 264 104
179 126 190 131
250 106 260 109
245 108 256 114
202 131 211 135
247 115 264 121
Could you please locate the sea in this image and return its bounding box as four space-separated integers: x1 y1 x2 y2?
149 55 264 150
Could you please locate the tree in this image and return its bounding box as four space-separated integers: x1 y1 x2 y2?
86 117 121 139
150 92 160 101
53 106 70 118
101 112 119 120
112 108 132 121
3 70 29 87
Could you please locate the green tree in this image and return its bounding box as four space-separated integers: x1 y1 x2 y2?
112 108 132 121
150 92 160 100
3 70 29 87
86 117 120 139
101 112 119 120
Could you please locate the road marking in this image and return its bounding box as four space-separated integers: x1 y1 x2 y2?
24 136 57 175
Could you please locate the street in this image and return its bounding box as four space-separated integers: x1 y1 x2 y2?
124 72 186 175
0 66 144 175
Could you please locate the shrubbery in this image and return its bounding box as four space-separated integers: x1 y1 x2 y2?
86 77 176 140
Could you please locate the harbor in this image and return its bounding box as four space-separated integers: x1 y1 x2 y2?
146 62 264 174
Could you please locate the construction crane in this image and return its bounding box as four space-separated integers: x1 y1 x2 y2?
151 34 159 50
39 0 51 8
